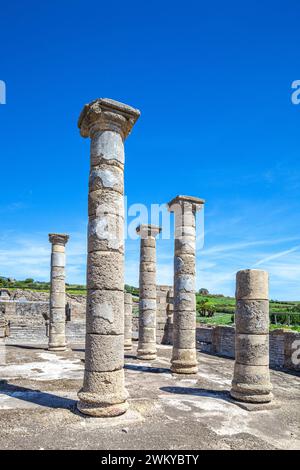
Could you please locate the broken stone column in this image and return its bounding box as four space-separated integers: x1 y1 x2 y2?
168 195 205 374
230 269 273 403
77 98 140 417
136 224 161 360
48 233 69 351
124 293 133 351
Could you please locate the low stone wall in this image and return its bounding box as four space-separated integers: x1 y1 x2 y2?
0 288 86 344
6 322 86 345
196 324 300 372
0 289 86 320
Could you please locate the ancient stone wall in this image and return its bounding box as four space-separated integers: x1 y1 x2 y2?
0 288 86 344
6 322 85 345
196 324 300 372
0 289 86 319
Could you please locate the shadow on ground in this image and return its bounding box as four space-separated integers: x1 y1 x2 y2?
7 345 47 351
125 364 171 374
160 386 231 402
0 381 76 410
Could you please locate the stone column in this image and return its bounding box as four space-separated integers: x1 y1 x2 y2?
0 317 6 365
48 233 69 351
124 293 133 351
168 195 205 374
230 269 273 403
136 224 161 360
77 98 140 417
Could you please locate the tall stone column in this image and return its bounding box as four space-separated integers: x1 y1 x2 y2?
77 98 140 417
168 195 205 374
124 292 133 351
230 269 273 403
48 234 69 351
136 224 161 360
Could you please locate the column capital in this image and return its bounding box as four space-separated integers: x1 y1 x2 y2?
136 224 161 238
167 195 205 212
49 233 69 246
78 98 140 140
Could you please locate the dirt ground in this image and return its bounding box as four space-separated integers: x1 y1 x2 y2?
0 342 299 450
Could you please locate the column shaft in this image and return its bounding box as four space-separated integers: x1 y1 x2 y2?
124 293 133 351
168 196 204 374
137 225 160 360
77 98 140 417
48 234 69 351
230 269 273 403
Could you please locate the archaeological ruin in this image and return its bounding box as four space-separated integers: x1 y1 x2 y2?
0 98 299 450
75 98 140 417
168 195 205 374
136 224 161 361
124 292 133 351
48 233 69 352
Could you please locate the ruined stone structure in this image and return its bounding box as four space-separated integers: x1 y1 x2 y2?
230 269 273 403
77 98 140 417
124 292 133 351
136 224 161 360
48 233 69 351
156 285 174 344
197 324 300 372
168 195 205 374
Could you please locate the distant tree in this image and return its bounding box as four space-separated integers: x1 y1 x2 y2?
198 288 209 296
24 278 34 283
197 299 216 317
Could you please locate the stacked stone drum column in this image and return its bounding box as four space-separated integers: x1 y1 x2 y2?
168 195 205 374
137 224 161 360
124 293 133 351
48 234 69 351
77 98 140 417
230 269 273 403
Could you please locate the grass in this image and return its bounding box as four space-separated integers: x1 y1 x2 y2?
196 294 300 331
5 286 87 295
269 324 300 333
197 313 233 326
197 314 300 332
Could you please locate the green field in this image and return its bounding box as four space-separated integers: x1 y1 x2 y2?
196 294 300 331
0 278 139 297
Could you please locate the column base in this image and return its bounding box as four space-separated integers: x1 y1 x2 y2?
231 364 273 403
137 351 157 360
48 345 68 352
137 343 156 360
230 389 273 404
170 362 198 374
171 348 198 374
77 400 129 417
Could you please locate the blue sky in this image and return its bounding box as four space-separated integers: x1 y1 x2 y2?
0 0 299 299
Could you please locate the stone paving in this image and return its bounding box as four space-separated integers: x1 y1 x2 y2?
0 342 299 450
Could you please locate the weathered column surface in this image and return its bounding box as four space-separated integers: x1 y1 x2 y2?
230 269 273 403
137 224 161 360
48 233 69 351
124 292 133 351
168 195 205 374
77 98 140 417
